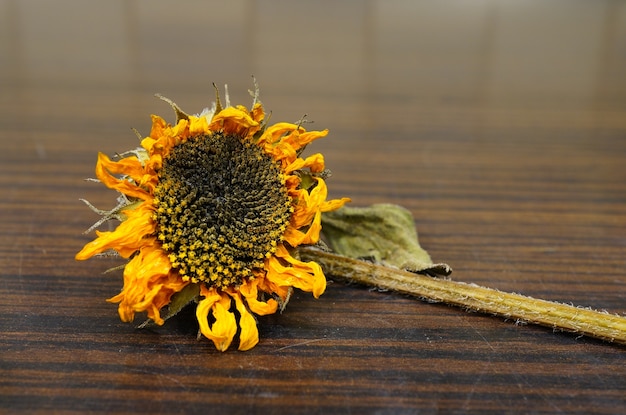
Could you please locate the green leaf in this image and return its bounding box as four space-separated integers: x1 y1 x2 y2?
299 171 316 191
165 282 201 319
138 282 200 329
321 204 451 276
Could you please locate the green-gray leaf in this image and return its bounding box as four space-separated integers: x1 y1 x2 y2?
321 204 451 276
138 282 200 329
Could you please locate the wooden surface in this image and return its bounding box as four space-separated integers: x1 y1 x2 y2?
2 1 625 414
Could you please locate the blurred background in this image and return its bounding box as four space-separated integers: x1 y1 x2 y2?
2 0 625 129
3 0 626 102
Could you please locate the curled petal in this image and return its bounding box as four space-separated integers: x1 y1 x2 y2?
144 153 163 175
229 291 260 351
95 153 151 200
289 178 327 230
285 153 325 174
75 202 156 259
262 281 290 303
267 245 327 298
196 286 237 352
322 198 351 212
285 174 301 191
258 122 299 146
250 103 265 125
188 115 209 136
284 210 322 246
142 117 191 159
147 114 168 141
239 279 279 316
258 123 328 164
107 246 183 325
284 177 349 247
168 118 190 142
257 123 300 161
209 107 260 138
289 188 315 228
282 129 328 156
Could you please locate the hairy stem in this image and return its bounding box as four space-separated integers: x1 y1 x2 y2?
299 246 626 345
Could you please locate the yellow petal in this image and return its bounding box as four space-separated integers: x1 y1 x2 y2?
256 272 291 303
250 102 265 125
239 279 278 316
147 114 168 141
284 210 322 246
196 286 237 351
75 201 156 260
267 245 327 298
188 115 209 136
230 291 259 351
284 153 325 174
107 245 179 325
321 197 351 212
282 129 328 155
209 107 260 138
95 153 151 200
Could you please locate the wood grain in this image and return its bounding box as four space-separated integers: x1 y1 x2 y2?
1 1 625 414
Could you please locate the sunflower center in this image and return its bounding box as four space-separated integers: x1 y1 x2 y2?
153 132 293 288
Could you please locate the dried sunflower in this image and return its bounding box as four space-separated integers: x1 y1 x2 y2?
76 83 349 351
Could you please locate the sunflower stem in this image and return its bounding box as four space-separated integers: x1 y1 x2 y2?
299 246 626 345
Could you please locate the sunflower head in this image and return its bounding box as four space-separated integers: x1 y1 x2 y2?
76 82 349 351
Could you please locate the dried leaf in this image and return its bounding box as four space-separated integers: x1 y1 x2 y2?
165 282 201 319
138 282 200 328
321 204 451 276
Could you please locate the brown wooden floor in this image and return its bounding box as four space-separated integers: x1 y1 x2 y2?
2 1 625 413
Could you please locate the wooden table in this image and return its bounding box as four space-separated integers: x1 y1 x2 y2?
2 2 625 413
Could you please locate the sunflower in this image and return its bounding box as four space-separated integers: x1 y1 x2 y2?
76 83 349 351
